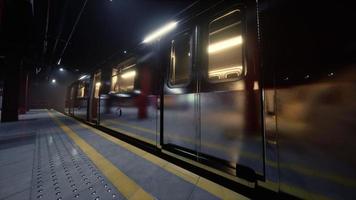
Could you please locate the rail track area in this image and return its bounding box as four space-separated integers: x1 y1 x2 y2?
0 110 248 200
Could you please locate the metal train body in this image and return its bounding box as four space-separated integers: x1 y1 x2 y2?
65 1 356 199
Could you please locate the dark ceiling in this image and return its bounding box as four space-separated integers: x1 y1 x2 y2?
35 0 195 76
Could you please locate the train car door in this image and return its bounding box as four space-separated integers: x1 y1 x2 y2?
162 28 200 156
163 3 264 178
89 71 101 123
198 6 264 176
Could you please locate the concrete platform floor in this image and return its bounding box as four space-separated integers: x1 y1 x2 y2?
0 110 248 200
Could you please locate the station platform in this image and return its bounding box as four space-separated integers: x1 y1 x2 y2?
0 110 248 200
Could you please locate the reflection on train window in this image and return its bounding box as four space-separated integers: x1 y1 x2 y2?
111 68 118 92
169 32 192 86
111 64 136 93
77 83 85 98
70 87 75 100
208 9 243 81
93 72 101 99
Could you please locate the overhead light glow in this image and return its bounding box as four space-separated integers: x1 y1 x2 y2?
121 71 136 79
51 79 56 83
57 58 61 65
208 35 243 54
143 21 178 43
79 75 88 80
59 67 64 72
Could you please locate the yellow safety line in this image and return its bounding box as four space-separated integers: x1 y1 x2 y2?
104 119 356 189
59 112 249 200
48 111 155 200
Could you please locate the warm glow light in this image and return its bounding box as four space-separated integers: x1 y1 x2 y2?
143 21 178 43
95 82 101 87
209 65 242 78
121 71 136 79
208 36 243 54
112 75 117 82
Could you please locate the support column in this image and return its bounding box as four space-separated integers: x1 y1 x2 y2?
1 58 21 122
19 67 29 114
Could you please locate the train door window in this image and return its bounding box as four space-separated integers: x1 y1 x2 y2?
93 72 101 98
169 32 192 86
70 86 75 99
208 9 243 82
77 83 85 98
118 64 136 92
111 68 119 92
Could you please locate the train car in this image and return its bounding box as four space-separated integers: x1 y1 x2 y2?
65 0 356 199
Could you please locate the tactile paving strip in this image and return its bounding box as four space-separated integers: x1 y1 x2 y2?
31 125 124 200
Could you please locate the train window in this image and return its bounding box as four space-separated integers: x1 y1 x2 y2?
94 82 101 98
93 72 101 98
70 87 75 100
111 64 136 93
169 32 192 86
208 9 243 82
77 83 85 98
111 68 119 92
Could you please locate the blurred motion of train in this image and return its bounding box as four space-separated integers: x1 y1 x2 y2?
64 0 356 199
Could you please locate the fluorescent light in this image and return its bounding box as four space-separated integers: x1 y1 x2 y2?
51 79 56 83
121 71 136 79
208 35 243 54
143 21 178 43
78 75 88 80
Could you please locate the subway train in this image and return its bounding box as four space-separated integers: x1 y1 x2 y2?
65 0 356 199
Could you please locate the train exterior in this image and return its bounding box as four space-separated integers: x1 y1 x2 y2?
65 0 356 199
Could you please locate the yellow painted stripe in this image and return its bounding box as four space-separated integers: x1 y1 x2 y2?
63 113 248 199
48 112 155 200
